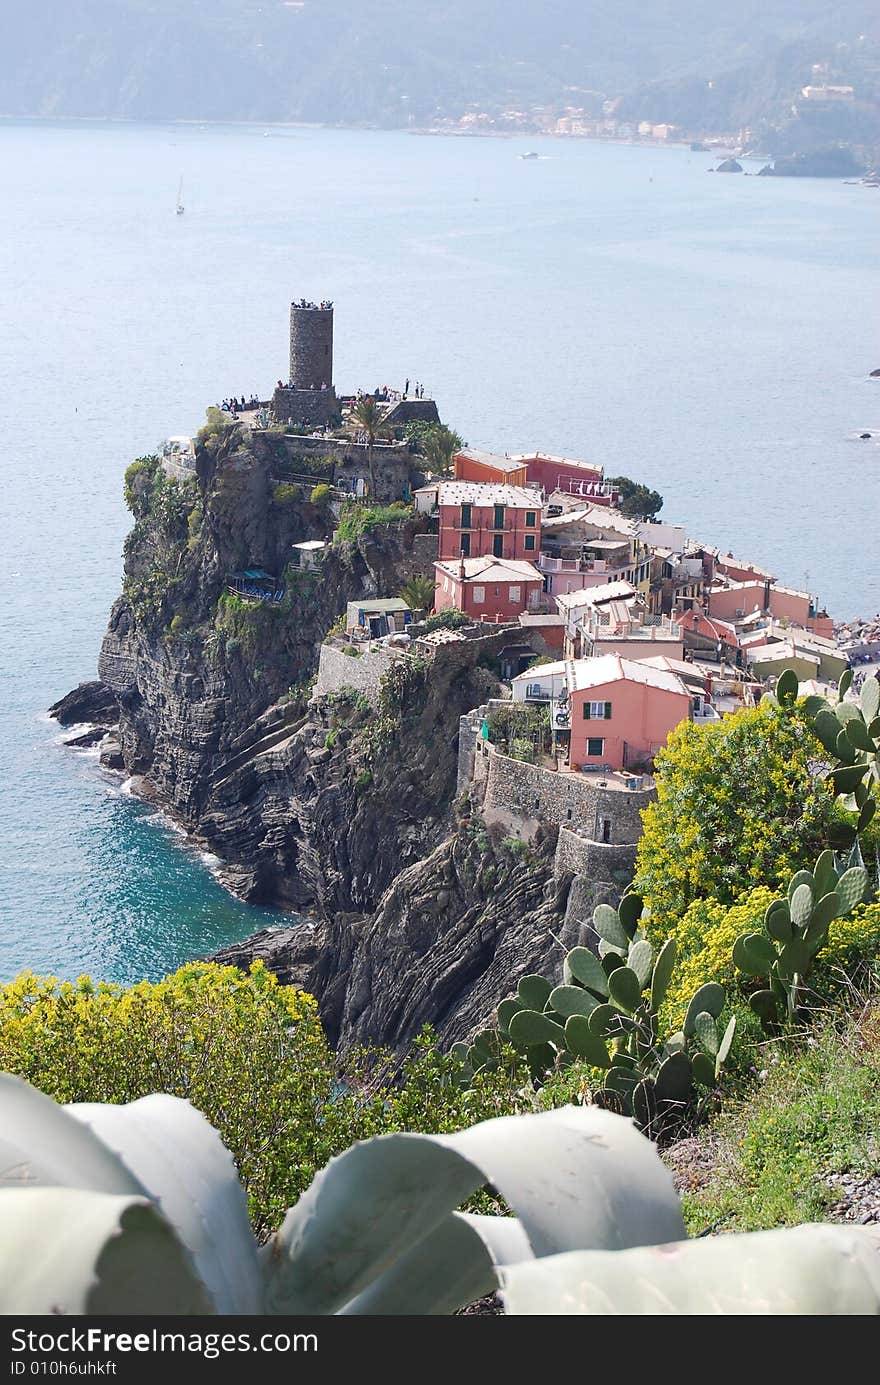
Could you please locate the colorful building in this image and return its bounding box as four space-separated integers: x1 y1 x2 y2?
433 556 544 621
510 654 692 771
427 480 542 562
453 448 529 488
511 453 619 505
706 580 833 639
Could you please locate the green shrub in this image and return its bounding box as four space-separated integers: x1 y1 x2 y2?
421 609 469 632
334 501 414 544
169 613 186 638
510 737 535 763
272 482 303 506
123 456 161 518
324 729 338 749
310 483 332 506
354 768 373 792
342 645 362 658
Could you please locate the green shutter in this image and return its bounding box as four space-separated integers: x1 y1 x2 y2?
583 703 591 719
604 702 612 720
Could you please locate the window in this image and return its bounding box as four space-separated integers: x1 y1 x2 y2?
509 585 520 604
460 503 472 528
600 818 612 843
460 533 470 557
493 504 505 530
524 534 536 552
472 585 485 605
587 738 605 757
582 701 612 719
492 533 504 558
443 576 449 593
525 511 536 526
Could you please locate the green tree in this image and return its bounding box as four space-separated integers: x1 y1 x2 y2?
633 702 837 928
399 574 435 614
350 395 387 497
610 475 663 520
421 424 463 477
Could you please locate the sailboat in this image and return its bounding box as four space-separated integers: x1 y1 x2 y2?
176 177 185 216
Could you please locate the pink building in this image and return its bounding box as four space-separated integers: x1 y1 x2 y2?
512 453 620 505
433 556 544 621
715 552 776 585
432 481 542 562
565 655 692 771
707 581 833 638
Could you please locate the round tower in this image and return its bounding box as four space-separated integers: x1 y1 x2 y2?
289 301 334 390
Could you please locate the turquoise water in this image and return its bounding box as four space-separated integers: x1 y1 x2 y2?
1 121 878 983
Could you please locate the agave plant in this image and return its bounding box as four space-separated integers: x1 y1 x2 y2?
2 1074 879 1315
457 897 735 1140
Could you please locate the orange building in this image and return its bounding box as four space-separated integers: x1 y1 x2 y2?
453 448 529 488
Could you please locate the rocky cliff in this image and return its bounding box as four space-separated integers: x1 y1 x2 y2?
53 421 616 1052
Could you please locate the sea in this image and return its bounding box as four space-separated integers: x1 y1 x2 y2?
1 120 878 984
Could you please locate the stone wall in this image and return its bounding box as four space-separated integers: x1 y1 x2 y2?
272 388 339 428
554 828 638 883
383 399 441 427
313 642 399 703
473 742 653 844
411 532 439 565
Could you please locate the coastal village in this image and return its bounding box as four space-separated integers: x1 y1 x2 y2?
162 301 879 881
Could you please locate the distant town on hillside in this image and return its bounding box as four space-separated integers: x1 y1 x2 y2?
3 0 880 161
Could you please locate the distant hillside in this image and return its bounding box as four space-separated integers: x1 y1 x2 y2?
2 0 879 142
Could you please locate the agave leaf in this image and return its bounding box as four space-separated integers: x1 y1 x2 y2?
339 1212 530 1316
715 1016 737 1074
67 1094 261 1316
499 1224 880 1315
264 1107 685 1314
0 1074 144 1197
0 1187 210 1315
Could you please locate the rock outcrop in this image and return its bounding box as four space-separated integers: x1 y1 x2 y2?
49 680 119 727
53 423 627 1052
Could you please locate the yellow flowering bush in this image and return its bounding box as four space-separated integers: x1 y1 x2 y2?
0 962 335 1235
653 894 880 1034
652 888 775 1031
0 962 529 1236
634 703 836 929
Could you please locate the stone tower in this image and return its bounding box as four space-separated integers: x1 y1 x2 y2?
289 301 334 390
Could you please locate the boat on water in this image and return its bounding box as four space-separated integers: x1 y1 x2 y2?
176 177 185 216
520 151 539 160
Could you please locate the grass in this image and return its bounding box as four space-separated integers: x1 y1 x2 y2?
680 996 880 1235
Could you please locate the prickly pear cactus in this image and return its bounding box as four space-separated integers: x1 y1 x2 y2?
468 896 735 1140
732 851 870 1029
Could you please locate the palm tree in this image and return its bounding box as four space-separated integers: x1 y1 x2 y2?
399 574 435 616
350 396 386 498
421 425 464 478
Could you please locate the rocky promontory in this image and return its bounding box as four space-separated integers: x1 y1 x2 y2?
52 418 620 1052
